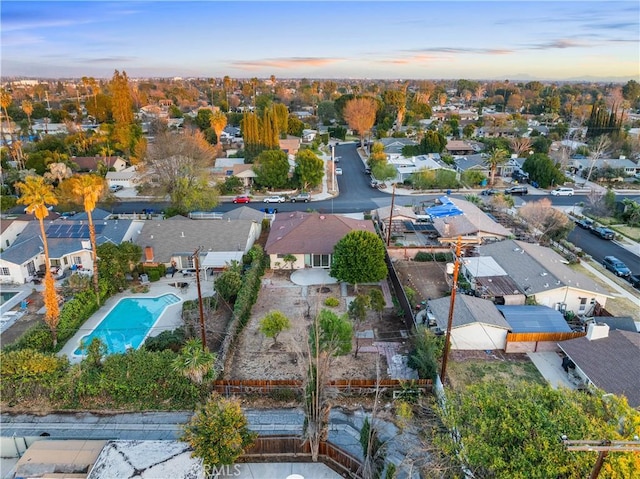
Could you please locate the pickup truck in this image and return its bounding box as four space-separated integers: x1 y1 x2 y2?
591 226 615 240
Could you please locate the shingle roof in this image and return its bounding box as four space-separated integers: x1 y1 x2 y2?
222 206 268 222
135 217 256 263
448 197 511 237
428 295 511 330
265 212 375 255
479 240 609 296
559 330 640 407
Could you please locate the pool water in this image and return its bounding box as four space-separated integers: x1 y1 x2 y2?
0 291 18 306
74 294 181 355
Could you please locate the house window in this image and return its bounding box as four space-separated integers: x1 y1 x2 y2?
311 254 330 268
0 267 9 276
5 239 9 247
63 257 69 265
73 256 82 265
51 259 61 267
578 297 587 313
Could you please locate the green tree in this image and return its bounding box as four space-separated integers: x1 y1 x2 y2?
172 339 216 384
317 101 336 123
485 147 509 187
440 381 640 479
368 288 385 320
309 309 353 357
181 393 257 468
214 269 243 303
254 149 289 189
96 242 141 295
282 253 297 270
522 153 565 188
407 327 443 380
294 149 324 190
331 230 387 292
348 294 370 358
622 79 640 107
621 197 640 226
287 114 305 137
259 310 292 345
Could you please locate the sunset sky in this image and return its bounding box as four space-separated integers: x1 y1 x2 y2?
2 1 639 81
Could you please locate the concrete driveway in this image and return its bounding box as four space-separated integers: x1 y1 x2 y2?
527 351 577 390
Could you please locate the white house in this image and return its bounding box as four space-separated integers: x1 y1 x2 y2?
106 166 140 189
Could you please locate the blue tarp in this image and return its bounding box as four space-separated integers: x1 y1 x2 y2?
425 196 463 218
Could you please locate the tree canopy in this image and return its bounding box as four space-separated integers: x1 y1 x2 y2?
254 149 290 189
330 230 387 290
294 149 324 190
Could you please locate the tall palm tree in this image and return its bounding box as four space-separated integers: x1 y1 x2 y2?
1 88 13 150
485 147 509 187
21 99 33 133
16 175 61 347
69 174 105 305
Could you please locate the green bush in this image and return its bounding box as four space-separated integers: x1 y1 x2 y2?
0 349 69 379
148 269 161 282
143 328 186 352
324 297 340 307
414 251 454 262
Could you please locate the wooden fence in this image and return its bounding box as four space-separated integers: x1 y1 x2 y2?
240 435 362 478
506 331 586 343
213 378 432 395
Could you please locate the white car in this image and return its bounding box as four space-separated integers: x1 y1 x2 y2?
109 185 123 192
550 187 574 196
263 195 286 203
335 167 343 175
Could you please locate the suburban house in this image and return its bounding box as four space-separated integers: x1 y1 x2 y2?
570 156 639 177
453 153 489 176
377 138 418 161
423 197 512 245
427 295 511 350
0 215 32 249
559 323 640 408
106 165 140 189
388 154 453 183
213 158 256 188
478 240 613 315
445 140 477 156
461 256 525 305
373 205 438 247
135 216 261 272
265 212 375 269
279 137 301 157
0 215 142 285
71 156 127 172
302 129 317 142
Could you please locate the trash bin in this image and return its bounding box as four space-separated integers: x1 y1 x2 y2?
446 189 451 196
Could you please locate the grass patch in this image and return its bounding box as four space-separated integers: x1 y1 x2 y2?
584 214 640 241
447 357 546 392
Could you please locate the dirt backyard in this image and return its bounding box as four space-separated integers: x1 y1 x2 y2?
393 260 451 305
227 270 412 380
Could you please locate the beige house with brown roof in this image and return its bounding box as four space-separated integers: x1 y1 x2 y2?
71 156 127 172
265 212 375 269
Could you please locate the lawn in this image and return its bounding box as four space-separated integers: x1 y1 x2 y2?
445 352 546 392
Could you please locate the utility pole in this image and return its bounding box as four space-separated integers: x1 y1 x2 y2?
563 439 640 479
440 236 462 384
192 247 207 351
386 183 396 246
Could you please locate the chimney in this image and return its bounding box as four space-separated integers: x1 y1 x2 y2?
586 322 609 341
144 246 154 262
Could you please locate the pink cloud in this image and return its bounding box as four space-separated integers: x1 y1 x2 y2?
232 57 341 70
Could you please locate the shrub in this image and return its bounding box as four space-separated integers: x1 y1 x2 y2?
324 297 340 307
414 251 454 262
148 269 161 282
143 328 186 352
268 388 300 402
0 349 69 379
407 327 444 380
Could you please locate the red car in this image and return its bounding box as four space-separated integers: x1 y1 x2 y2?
232 195 251 204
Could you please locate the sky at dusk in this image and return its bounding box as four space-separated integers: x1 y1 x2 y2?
2 1 639 81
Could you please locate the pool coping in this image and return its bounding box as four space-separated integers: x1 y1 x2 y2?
58 278 213 363
70 293 183 358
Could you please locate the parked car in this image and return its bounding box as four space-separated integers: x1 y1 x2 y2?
263 195 286 203
60 211 77 218
550 187 574 196
628 274 640 289
364 167 372 175
591 226 615 240
481 188 500 196
505 185 529 196
290 192 311 203
109 184 123 192
575 218 594 229
232 195 251 204
335 167 343 175
602 256 631 277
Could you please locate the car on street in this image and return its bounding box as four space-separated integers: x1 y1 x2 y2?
550 187 574 196
505 185 529 195
263 195 286 203
290 192 311 203
481 188 501 196
109 184 123 192
602 256 631 277
364 167 372 175
232 195 251 204
335 167 343 175
628 274 640 289
575 218 594 229
591 226 615 240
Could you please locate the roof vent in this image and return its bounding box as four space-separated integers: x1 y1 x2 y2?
513 248 520 252
540 272 547 276
181 232 185 238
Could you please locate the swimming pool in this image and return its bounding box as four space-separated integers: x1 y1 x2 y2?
0 291 18 306
74 293 181 356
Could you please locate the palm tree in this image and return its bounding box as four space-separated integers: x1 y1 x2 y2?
1 88 13 150
172 339 216 384
16 175 61 347
69 174 105 305
485 147 509 187
21 99 33 133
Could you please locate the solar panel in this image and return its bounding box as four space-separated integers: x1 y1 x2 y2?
45 223 106 238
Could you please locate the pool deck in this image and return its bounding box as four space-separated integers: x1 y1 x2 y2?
58 274 214 363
